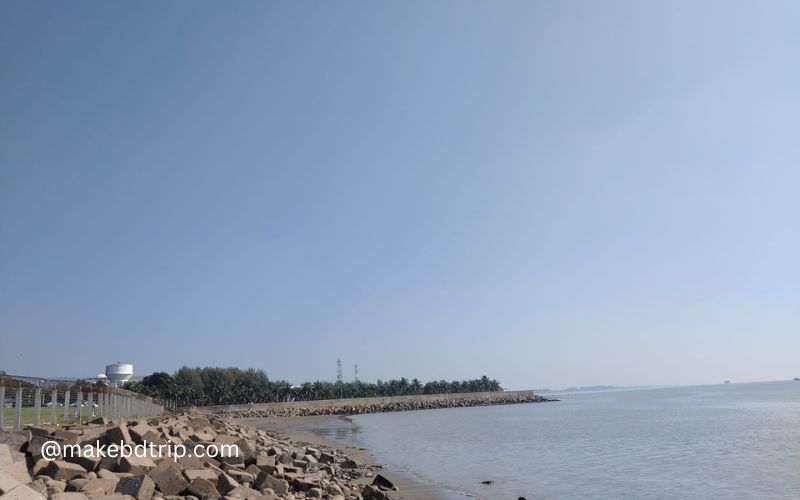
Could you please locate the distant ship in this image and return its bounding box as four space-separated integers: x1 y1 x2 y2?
724 380 731 384
794 378 799 382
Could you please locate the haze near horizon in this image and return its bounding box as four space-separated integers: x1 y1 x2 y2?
1 1 798 389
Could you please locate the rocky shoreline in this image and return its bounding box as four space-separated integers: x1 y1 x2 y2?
0 412 404 500
213 393 555 419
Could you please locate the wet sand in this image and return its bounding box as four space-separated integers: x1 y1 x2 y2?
235 415 472 500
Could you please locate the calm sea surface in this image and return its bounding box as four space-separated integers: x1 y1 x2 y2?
308 381 800 499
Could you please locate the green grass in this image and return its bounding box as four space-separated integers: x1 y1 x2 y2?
2 406 99 427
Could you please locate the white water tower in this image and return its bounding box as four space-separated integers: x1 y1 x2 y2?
105 362 134 387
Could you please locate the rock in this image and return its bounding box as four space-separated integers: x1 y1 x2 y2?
127 425 154 446
0 444 14 466
118 457 156 475
186 478 220 500
254 455 275 468
30 459 50 477
147 461 187 496
106 425 133 446
52 493 89 500
182 470 217 482
372 474 397 491
43 461 87 481
0 471 22 495
175 456 205 471
28 477 48 497
64 447 102 472
81 477 120 495
291 477 316 492
24 427 51 438
362 484 387 500
254 474 287 496
27 435 63 461
339 458 358 469
324 483 343 496
0 483 47 500
3 461 31 485
67 479 89 492
53 431 82 445
232 439 255 465
307 487 322 498
0 430 31 454
214 473 238 495
46 480 67 495
220 468 253 485
224 485 260 498
115 475 155 500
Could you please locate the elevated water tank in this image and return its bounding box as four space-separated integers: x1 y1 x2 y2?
105 362 134 387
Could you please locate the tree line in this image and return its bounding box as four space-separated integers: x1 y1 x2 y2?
123 366 503 407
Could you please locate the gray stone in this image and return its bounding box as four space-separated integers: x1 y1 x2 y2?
182 470 217 482
0 483 46 500
118 457 156 475
43 460 87 481
254 474 287 496
0 431 31 454
51 492 88 500
106 425 132 447
214 473 238 495
115 475 155 500
185 478 220 500
81 477 119 495
147 461 187 496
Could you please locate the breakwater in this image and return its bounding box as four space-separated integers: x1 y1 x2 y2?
200 390 553 418
0 412 396 499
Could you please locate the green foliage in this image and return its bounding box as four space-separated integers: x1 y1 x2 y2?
124 367 502 407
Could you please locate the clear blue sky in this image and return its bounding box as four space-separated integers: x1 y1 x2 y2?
1 1 798 389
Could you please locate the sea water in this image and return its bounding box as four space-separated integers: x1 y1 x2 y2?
308 381 800 499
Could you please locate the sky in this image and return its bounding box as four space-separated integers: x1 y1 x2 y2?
1 1 798 390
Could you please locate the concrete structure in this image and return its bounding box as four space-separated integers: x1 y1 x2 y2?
105 363 134 387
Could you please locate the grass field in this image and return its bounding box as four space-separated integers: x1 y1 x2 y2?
1 406 98 427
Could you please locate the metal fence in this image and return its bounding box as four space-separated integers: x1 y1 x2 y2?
0 374 163 429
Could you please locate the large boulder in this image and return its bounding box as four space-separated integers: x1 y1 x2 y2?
146 460 187 496
105 425 132 446
115 475 155 500
42 460 86 481
186 478 220 500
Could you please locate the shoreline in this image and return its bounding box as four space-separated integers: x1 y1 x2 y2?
0 412 428 499
236 414 472 500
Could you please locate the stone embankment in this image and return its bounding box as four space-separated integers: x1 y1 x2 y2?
0 413 398 500
207 391 554 419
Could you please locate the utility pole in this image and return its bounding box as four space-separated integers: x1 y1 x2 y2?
336 359 343 399
354 364 358 382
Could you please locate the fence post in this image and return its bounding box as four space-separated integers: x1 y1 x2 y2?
88 392 94 418
15 386 22 429
0 384 4 428
33 387 41 426
63 390 70 422
51 389 58 425
76 390 83 423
